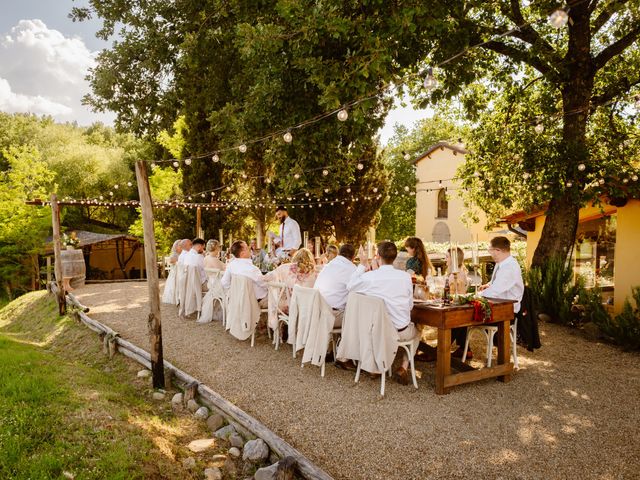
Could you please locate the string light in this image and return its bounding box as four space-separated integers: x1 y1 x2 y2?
346 188 351 193
423 67 438 91
403 151 411 161
184 158 192 165
404 186 410 192
283 131 293 143
239 144 247 153
566 181 573 188
114 184 119 189
534 123 544 134
294 173 300 179
265 177 271 184
173 161 179 168
523 172 531 179
212 154 220 163
578 163 586 171
549 9 569 28
633 175 639 181
322 169 329 176
337 109 349 122
356 163 364 170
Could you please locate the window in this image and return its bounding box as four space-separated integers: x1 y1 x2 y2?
437 189 448 218
432 221 450 243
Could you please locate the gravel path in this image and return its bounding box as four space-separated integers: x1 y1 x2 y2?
77 282 640 480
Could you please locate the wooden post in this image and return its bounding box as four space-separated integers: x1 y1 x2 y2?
46 256 52 284
135 161 165 390
139 242 144 279
50 194 66 315
196 206 202 238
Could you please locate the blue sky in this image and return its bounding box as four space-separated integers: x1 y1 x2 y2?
0 1 430 143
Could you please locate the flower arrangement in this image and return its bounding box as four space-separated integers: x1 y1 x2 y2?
456 294 493 323
62 232 80 248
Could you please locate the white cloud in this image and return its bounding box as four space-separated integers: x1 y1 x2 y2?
0 19 113 124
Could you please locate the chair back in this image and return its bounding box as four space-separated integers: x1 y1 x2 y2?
226 274 260 341
337 292 398 374
182 265 203 317
267 282 289 330
176 264 188 308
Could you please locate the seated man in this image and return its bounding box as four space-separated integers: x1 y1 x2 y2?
183 238 207 288
314 243 356 328
479 236 524 315
347 241 420 385
221 240 268 307
177 238 192 265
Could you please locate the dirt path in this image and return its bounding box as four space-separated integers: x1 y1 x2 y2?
77 282 640 480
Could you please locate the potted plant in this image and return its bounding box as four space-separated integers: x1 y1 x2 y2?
62 232 80 250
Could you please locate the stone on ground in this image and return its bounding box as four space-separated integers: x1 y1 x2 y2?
194 406 209 419
204 467 222 480
242 438 269 463
152 391 166 401
182 457 196 469
229 433 244 448
171 392 183 405
214 424 236 439
187 399 200 413
206 413 224 432
137 369 151 378
254 462 278 480
188 438 216 453
228 447 241 458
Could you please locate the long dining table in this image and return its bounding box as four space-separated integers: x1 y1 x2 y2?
410 298 516 395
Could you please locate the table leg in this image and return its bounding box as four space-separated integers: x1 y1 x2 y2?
496 319 512 383
436 328 451 394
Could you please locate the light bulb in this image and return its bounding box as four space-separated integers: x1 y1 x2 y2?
283 131 293 143
623 178 629 184
127 182 132 187
324 188 329 193
633 175 639 181
534 123 544 134
357 163 364 170
523 172 531 179
598 178 605 185
549 9 569 28
346 188 351 193
99 195 103 200
114 184 119 189
294 173 300 179
578 163 586 171
212 154 219 163
322 169 329 176
184 158 192 165
337 109 348 121
173 161 179 168
305 192 310 197
423 67 438 91
109 191 114 196
201 193 206 198
265 177 271 184
373 187 378 193
239 144 247 153
536 185 543 191
242 173 247 179
404 186 410 192
403 152 411 161
566 182 573 188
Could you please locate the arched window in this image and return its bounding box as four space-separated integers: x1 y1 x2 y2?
432 221 451 243
437 189 448 218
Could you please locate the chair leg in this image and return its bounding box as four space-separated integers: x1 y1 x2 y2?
355 362 361 383
462 327 472 362
485 328 497 368
511 326 519 369
407 345 418 389
380 369 385 396
251 330 255 348
321 359 325 377
274 324 280 350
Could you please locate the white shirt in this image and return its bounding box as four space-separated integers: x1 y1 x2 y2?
480 255 524 313
347 264 414 330
177 249 190 265
278 216 301 250
183 249 206 283
221 258 268 300
314 255 357 310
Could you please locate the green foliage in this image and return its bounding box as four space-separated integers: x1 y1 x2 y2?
595 287 640 351
525 256 578 325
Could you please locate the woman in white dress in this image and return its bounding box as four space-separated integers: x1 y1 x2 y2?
204 240 225 270
162 240 182 304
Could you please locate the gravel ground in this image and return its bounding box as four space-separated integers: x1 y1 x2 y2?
77 282 640 480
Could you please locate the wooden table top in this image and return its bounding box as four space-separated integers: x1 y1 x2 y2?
411 297 516 329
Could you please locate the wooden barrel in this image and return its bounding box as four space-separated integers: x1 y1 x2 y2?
60 248 86 289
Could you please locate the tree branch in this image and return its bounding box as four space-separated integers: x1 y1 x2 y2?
594 24 640 70
481 40 559 81
591 76 640 107
591 0 632 33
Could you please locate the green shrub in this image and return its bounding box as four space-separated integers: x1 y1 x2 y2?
594 287 640 350
526 256 579 325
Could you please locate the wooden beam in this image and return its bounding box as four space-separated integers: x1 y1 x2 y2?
196 206 202 238
50 194 66 315
135 161 165 390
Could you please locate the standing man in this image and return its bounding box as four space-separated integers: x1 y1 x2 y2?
268 206 301 254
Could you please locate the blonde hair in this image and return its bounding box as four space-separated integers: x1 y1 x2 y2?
326 245 338 260
206 239 221 254
292 248 316 274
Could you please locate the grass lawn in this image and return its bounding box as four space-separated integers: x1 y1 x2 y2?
0 291 225 480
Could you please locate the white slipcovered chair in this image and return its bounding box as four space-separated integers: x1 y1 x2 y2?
175 263 188 309
225 274 261 346
338 293 417 396
179 265 204 319
198 268 226 324
462 317 519 369
287 285 336 377
161 263 178 305
266 282 289 350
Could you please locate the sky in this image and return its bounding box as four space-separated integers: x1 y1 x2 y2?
0 1 431 144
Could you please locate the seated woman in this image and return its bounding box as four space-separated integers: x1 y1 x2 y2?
168 239 182 264
404 237 433 279
264 248 317 314
162 240 182 304
204 240 225 271
319 244 339 265
446 246 472 358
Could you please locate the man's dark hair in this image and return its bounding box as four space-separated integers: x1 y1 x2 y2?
490 236 511 251
377 241 398 264
339 243 356 260
276 205 287 212
192 238 205 246
230 240 245 258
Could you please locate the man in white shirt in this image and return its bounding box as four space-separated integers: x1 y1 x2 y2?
347 241 420 385
268 206 301 253
479 236 524 313
221 240 268 306
314 244 356 327
177 238 192 265
183 238 207 285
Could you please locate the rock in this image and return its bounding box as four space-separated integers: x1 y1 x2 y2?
137 369 151 378
222 457 237 477
242 438 269 463
228 447 241 458
211 454 226 462
204 467 222 480
152 391 165 401
229 433 244 448
254 463 278 480
182 457 196 469
194 406 209 420
187 399 200 413
582 322 602 341
538 313 552 323
206 414 224 432
187 438 216 453
171 392 183 405
62 472 75 480
214 424 236 440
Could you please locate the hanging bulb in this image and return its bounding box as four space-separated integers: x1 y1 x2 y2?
99 195 104 200
239 144 247 153
242 173 247 179
114 184 119 189
294 173 300 179
265 177 271 184
201 193 206 198
322 169 329 176
346 188 351 193
305 192 310 197
549 9 569 28
578 163 586 171
423 67 438 91
633 175 639 181
523 172 531 180
324 188 329 193
403 151 411 161
623 178 629 184
109 191 114 196
356 163 364 170
536 185 543 191
127 182 132 187
566 181 573 188
337 109 349 121
598 178 605 185
404 186 410 192
283 131 293 143
184 158 192 165
534 123 544 134
173 161 179 168
373 187 378 193
212 154 219 163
